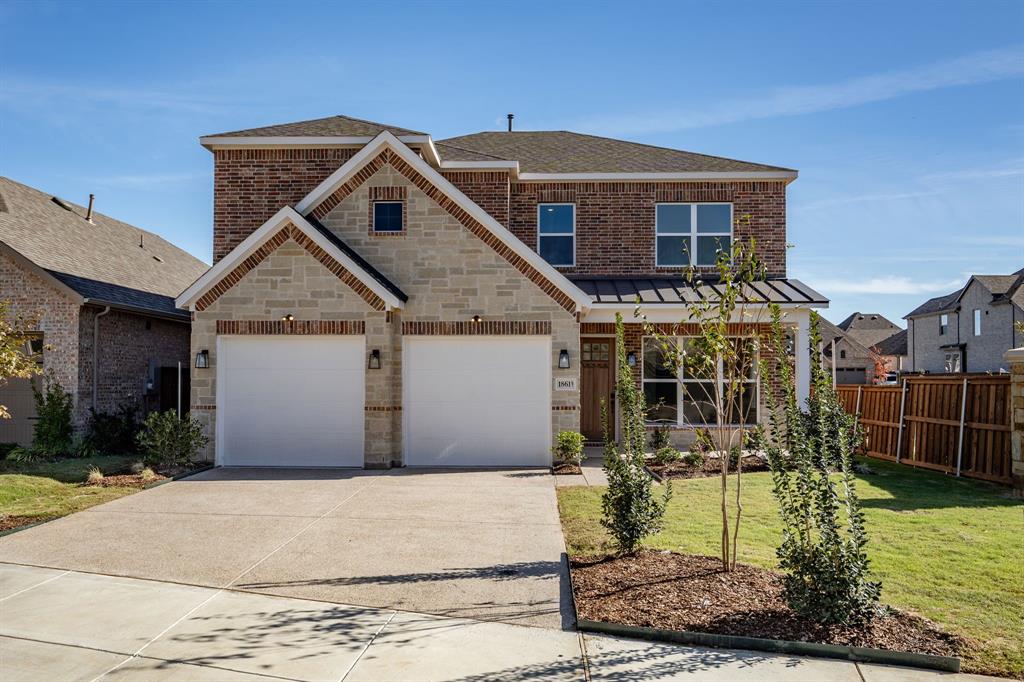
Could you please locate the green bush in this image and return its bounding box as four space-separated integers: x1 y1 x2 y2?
648 427 670 451
136 410 208 469
86 405 139 454
552 430 586 465
681 449 705 467
601 313 670 555
761 307 881 626
31 374 74 457
5 446 41 463
653 446 680 466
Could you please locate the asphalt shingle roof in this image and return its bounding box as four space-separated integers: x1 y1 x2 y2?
0 177 207 318
836 312 902 348
436 131 795 174
906 289 964 319
875 329 908 357
207 114 425 138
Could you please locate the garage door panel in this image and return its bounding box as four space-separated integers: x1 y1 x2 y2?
405 337 551 467
218 336 364 467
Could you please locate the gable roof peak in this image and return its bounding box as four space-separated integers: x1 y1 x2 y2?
204 113 426 139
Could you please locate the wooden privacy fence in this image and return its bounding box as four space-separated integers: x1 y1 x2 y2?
836 375 1012 484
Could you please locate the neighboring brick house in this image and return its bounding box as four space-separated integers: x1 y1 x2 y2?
178 114 827 467
905 269 1024 374
0 177 208 445
819 317 876 385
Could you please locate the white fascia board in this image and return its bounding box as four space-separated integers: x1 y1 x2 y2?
175 206 403 311
294 131 591 312
517 171 799 182
440 160 520 177
581 302 826 324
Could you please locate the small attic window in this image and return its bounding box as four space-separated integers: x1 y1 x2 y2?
51 197 74 211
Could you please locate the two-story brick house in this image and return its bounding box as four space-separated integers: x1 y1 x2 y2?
177 115 826 467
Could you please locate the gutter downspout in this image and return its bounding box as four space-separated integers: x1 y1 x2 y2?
92 306 111 410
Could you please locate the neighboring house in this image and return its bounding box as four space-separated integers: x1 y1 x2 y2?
905 269 1024 374
835 312 904 378
819 317 876 384
0 177 208 445
875 328 908 373
176 114 827 467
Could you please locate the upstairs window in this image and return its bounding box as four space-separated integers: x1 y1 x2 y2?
656 203 732 267
939 313 949 336
372 201 404 233
973 309 982 336
538 204 575 267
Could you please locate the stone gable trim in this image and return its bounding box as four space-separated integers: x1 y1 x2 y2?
216 320 366 335
194 222 388 313
365 405 402 412
305 147 578 314
552 405 579 411
402 320 552 336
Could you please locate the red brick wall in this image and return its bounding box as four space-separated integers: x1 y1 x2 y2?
77 307 191 422
510 181 787 277
442 171 510 227
213 148 357 263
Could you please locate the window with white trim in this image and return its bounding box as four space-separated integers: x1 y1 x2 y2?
656 203 732 267
642 337 758 426
944 350 962 373
973 309 981 336
939 313 948 336
537 204 575 267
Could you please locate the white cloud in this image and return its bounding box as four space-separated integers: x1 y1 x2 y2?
575 45 1024 135
811 276 965 295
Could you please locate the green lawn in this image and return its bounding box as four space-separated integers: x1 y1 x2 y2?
0 455 140 528
557 459 1024 678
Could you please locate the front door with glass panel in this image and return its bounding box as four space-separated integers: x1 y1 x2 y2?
580 338 614 442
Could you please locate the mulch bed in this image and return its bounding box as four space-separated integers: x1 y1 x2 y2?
0 515 52 532
648 455 770 480
86 472 166 489
571 550 965 659
552 462 583 475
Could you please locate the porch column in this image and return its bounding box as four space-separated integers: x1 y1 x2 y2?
794 309 811 411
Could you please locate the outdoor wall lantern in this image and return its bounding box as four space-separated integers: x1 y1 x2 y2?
626 351 637 367
194 350 209 369
282 314 295 322
558 349 571 369
368 349 382 370
471 314 482 323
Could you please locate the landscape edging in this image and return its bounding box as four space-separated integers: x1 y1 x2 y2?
142 462 215 489
575 617 961 673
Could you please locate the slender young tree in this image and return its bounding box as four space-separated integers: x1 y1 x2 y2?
639 235 768 572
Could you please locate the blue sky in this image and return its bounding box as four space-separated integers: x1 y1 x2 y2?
2 0 1022 326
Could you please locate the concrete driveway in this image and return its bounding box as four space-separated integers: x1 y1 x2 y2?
0 467 571 630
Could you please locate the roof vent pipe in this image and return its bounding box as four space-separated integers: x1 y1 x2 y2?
85 194 95 222
507 113 514 132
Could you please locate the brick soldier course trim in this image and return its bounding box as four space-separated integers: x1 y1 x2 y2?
191 405 216 411
195 223 388 312
216 320 366 335
368 185 408 236
402 320 552 336
552 405 579 411
306 148 578 314
365 405 402 412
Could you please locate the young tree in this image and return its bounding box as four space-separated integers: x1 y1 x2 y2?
0 300 42 420
640 238 767 572
600 313 671 554
759 305 881 625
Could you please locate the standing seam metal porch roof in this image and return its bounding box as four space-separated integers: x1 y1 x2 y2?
569 276 827 305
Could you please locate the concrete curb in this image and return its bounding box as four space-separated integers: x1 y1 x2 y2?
574 618 961 673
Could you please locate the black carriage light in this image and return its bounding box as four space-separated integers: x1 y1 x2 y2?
558 349 570 369
282 313 295 322
471 314 482 323
368 349 382 370
194 350 209 369
627 351 637 367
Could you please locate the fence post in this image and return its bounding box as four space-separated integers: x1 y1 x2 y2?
895 377 908 463
955 377 968 476
854 384 863 435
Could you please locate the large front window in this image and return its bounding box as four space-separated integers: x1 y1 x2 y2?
537 203 575 266
642 337 758 426
656 203 732 267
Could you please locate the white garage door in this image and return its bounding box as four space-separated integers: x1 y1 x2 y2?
217 336 364 467
404 336 551 467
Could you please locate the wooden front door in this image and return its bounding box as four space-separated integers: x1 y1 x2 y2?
580 337 615 442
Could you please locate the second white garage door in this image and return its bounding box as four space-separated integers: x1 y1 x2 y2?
217 336 365 467
404 336 551 467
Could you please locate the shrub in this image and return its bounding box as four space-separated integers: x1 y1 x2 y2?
0 442 17 458
5 446 41 463
682 449 705 468
140 467 158 482
552 430 586 465
761 306 881 626
86 405 139 454
653 446 680 466
136 410 208 469
85 466 104 485
648 427 670 452
31 374 74 457
601 313 670 554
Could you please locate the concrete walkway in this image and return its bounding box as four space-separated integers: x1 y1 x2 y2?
554 447 610 487
0 565 998 681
